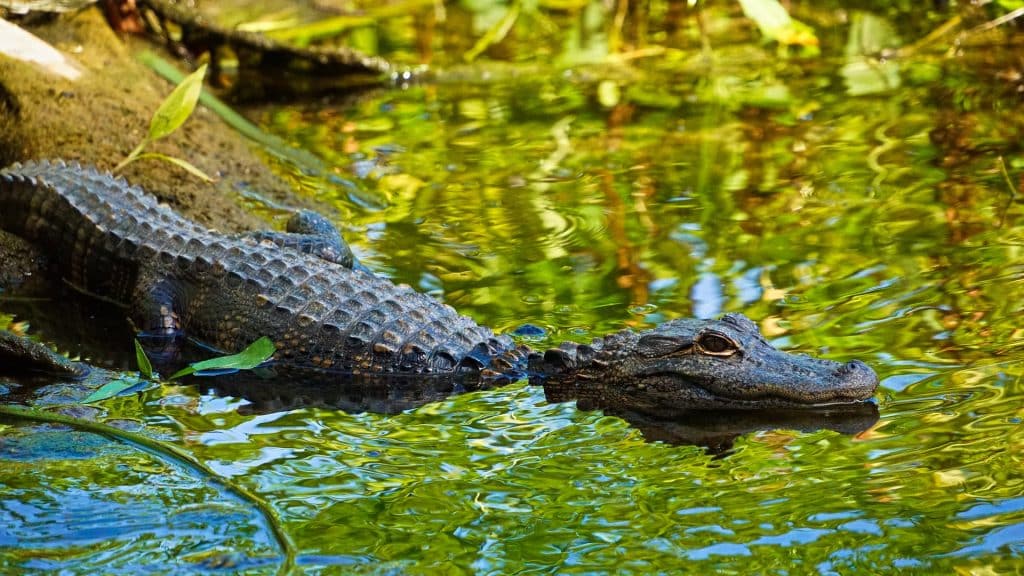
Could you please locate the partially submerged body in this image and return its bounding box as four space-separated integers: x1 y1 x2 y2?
0 160 879 416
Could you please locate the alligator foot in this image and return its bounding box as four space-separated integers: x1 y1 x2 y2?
242 210 356 268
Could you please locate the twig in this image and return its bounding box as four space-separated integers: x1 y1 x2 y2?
966 6 1024 35
946 7 1024 57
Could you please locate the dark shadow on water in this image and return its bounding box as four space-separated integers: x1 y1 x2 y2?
603 404 879 455
205 370 879 454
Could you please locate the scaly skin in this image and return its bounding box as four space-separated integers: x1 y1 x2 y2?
0 160 522 377
0 160 879 413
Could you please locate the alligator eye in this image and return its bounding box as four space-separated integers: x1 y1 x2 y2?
697 332 738 356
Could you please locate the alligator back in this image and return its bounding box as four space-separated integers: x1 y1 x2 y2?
0 161 517 375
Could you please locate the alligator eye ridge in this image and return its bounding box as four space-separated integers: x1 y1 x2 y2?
697 332 738 356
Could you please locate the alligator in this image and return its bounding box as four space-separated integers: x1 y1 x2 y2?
0 330 879 453
0 160 879 416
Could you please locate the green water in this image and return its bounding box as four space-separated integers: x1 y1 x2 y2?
3 2 1024 574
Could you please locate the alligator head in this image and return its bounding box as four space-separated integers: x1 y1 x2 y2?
529 313 878 417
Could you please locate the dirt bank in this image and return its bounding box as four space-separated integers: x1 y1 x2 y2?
0 8 317 287
0 8 307 229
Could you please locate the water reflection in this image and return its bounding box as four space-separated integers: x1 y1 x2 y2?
606 405 879 454
203 370 878 453
0 423 279 571
3 1 1024 572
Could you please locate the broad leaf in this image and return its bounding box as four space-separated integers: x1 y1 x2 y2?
170 337 276 380
82 378 143 404
134 339 153 379
148 63 207 141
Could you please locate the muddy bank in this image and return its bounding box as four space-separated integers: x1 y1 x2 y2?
0 8 321 288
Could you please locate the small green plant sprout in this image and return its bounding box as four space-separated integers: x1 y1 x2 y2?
113 63 213 182
81 336 276 404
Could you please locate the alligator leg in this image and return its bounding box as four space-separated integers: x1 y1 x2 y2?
242 210 356 268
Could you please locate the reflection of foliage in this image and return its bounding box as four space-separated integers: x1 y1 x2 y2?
219 0 1023 69
5 1 1024 573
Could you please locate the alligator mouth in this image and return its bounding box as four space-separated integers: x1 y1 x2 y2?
614 374 878 418
716 385 877 406
649 363 879 409
703 393 876 409
702 385 876 408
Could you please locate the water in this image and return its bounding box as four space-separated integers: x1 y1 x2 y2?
3 3 1024 574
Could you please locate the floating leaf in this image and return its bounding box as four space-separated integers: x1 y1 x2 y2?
148 63 207 142
82 378 143 404
170 337 276 380
134 339 153 379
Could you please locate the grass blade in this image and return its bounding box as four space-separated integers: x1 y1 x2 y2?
134 339 153 379
134 152 214 182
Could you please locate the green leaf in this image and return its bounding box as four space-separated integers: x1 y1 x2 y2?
134 339 153 379
134 152 214 182
170 337 276 380
737 0 792 37
597 81 620 108
148 63 207 142
82 379 138 403
737 0 818 51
